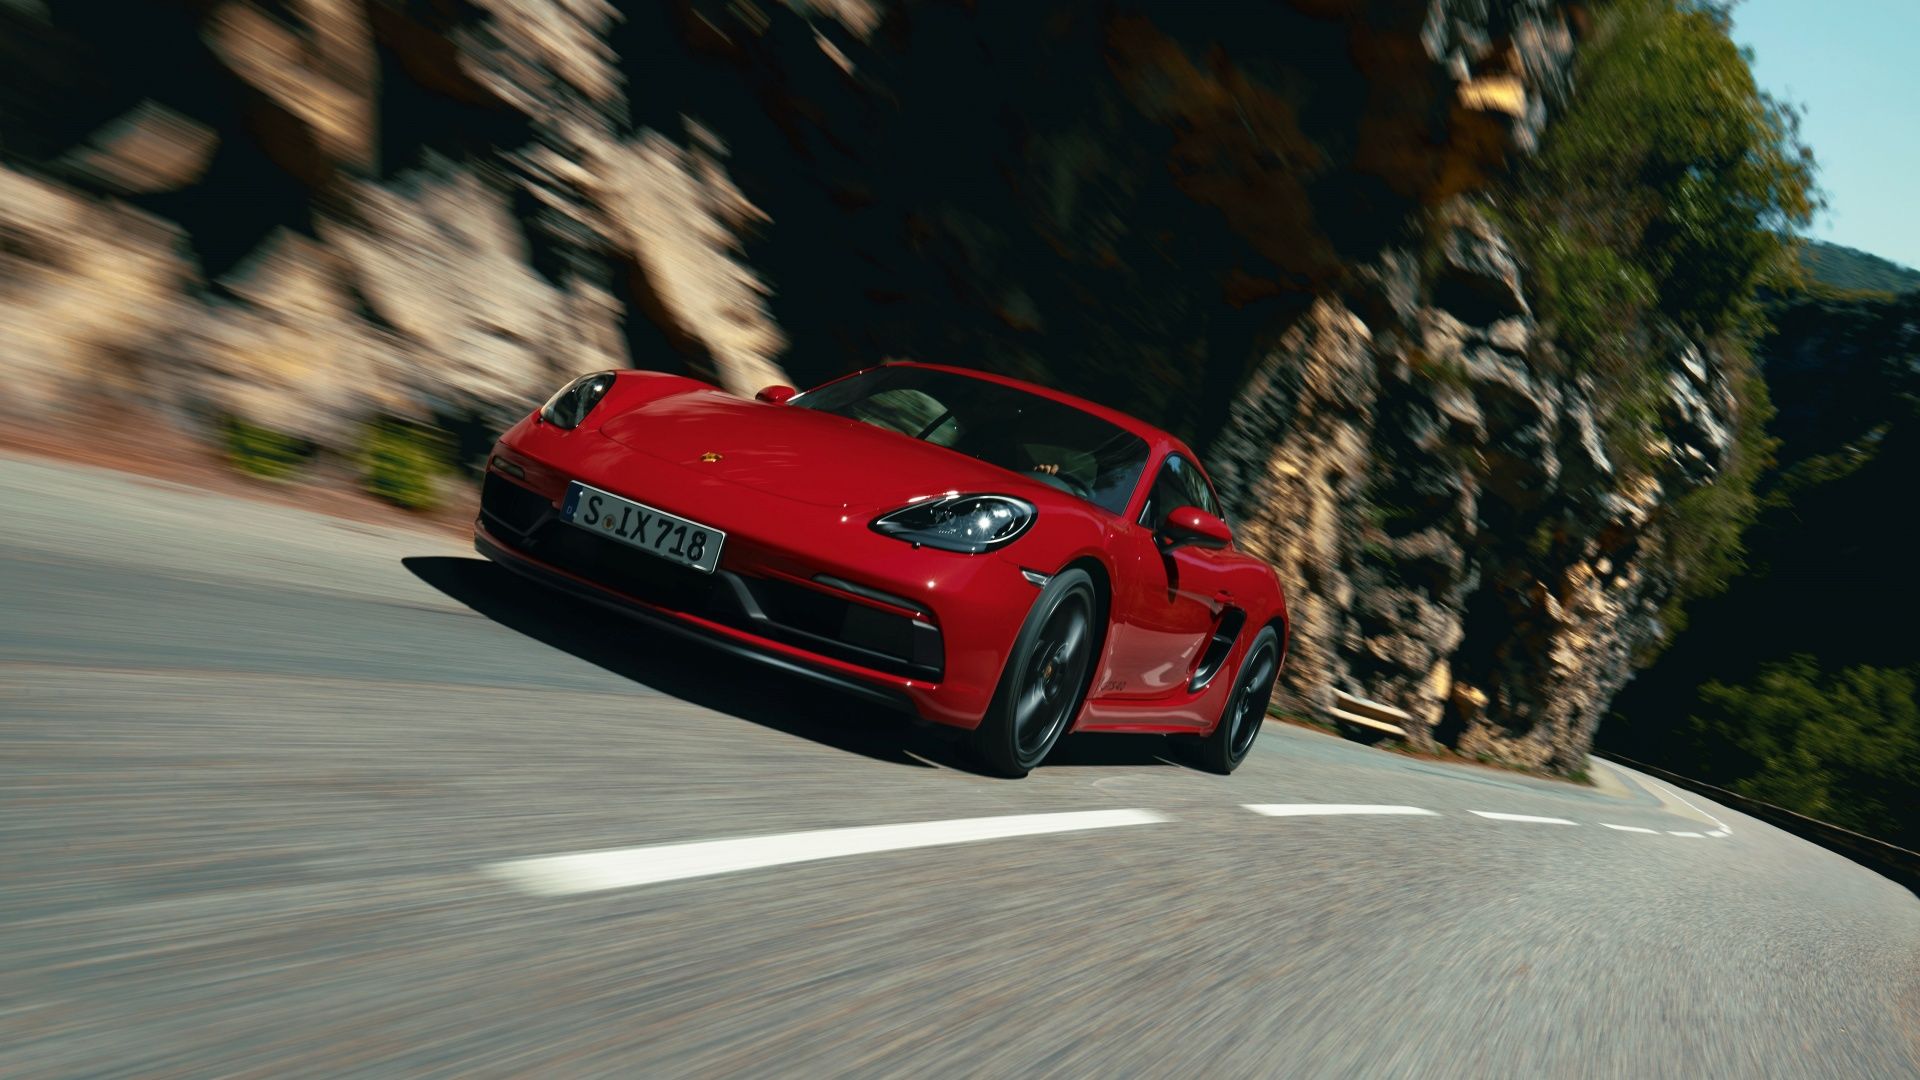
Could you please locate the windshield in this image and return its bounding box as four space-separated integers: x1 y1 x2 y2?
793 366 1150 515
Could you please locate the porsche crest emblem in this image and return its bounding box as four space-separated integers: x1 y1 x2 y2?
700 451 724 463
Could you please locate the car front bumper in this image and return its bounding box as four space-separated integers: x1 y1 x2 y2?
474 524 925 717
475 425 1039 729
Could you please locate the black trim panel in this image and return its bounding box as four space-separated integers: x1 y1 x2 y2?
1189 608 1247 693
480 471 554 539
493 511 943 681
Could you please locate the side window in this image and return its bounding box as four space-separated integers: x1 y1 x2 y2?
1139 454 1219 532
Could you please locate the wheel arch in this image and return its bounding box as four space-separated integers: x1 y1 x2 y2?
1060 553 1111 613
1263 612 1291 673
1060 553 1113 669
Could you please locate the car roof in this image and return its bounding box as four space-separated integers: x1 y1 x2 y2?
883 360 1188 456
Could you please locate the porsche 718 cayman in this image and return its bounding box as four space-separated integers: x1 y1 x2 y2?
477 362 1288 776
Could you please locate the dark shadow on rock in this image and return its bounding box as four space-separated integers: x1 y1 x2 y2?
404 554 986 772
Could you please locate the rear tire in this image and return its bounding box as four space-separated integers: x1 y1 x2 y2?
1194 626 1280 775
971 569 1098 778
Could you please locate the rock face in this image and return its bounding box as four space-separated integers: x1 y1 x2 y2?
0 0 776 435
0 166 197 415
0 0 1742 771
0 0 1577 436
1214 204 1743 771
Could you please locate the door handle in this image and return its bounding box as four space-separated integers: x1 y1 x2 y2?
1213 589 1233 604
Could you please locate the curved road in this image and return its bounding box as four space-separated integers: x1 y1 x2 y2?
3 453 1917 1078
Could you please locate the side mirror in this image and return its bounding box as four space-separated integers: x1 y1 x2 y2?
1160 506 1232 549
755 384 797 404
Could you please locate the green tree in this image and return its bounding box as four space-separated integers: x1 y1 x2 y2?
1499 0 1818 625
1516 0 1818 349
1685 656 1920 845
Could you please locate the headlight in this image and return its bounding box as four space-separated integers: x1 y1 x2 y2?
871 494 1036 553
539 371 617 429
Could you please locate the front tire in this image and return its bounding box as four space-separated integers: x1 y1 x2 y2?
1194 626 1280 774
971 569 1098 778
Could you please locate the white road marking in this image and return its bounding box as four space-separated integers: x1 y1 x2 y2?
1242 804 1439 817
486 809 1172 897
1706 829 1730 837
1637 776 1732 835
1470 811 1578 825
1601 823 1660 834
1668 831 1707 838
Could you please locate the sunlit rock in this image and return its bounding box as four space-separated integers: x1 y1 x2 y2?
324 160 626 411
0 166 194 414
577 127 790 396
193 230 398 443
57 101 219 195
201 0 377 184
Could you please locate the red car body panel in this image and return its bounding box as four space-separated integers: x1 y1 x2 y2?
476 363 1288 738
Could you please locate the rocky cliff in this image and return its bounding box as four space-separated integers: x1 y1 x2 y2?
1214 204 1743 770
0 0 1752 773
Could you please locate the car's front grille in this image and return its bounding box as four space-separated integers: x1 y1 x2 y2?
481 472 552 538
508 516 943 682
523 520 725 614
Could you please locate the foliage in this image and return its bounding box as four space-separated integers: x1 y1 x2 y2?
1604 292 1920 848
1798 239 1920 297
1359 496 1422 536
1683 657 1920 847
1358 540 1394 565
1514 0 1817 347
1499 0 1815 620
1758 424 1888 512
223 417 313 480
360 418 451 511
1654 360 1774 634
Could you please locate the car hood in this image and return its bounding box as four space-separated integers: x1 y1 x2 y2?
597 388 1059 510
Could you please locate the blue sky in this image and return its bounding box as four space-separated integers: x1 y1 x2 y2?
1734 0 1920 269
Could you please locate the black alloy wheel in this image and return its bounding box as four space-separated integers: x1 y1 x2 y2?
973 568 1097 778
1194 625 1280 775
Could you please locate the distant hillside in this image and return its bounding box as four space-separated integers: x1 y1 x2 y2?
1799 239 1920 296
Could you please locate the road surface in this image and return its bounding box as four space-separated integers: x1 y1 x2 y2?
3 453 1917 1078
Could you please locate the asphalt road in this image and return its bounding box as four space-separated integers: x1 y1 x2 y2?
3 452 1918 1079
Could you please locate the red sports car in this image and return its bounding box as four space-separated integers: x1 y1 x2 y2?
476 361 1288 776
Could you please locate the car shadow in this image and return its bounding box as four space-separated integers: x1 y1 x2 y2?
403 555 989 771
1047 734 1186 768
405 554 1187 775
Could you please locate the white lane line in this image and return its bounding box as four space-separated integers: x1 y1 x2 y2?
485 809 1172 897
1637 776 1732 835
1242 804 1439 817
1668 831 1707 838
1601 823 1660 834
1470 811 1578 825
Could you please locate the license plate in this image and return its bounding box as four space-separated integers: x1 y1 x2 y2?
560 482 725 573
